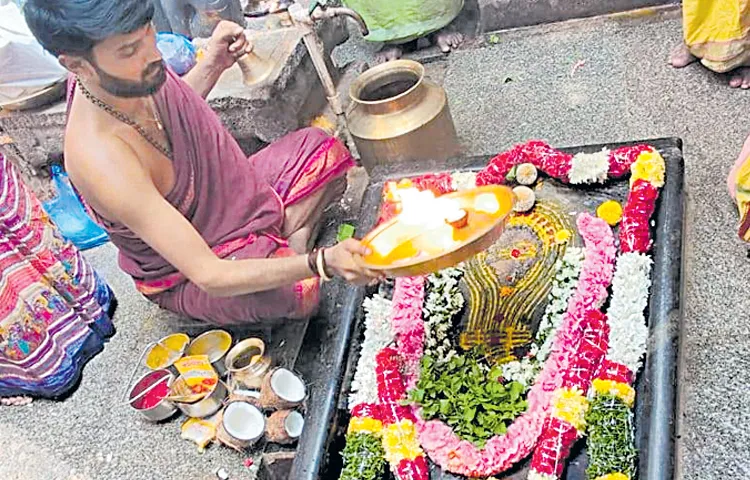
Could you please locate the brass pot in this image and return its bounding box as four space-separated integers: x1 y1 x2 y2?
225 338 272 390
347 59 460 173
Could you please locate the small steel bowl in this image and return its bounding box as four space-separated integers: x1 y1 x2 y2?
186 330 233 377
174 377 228 418
144 333 190 373
128 369 177 422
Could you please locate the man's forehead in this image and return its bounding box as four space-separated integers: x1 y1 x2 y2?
96 24 151 51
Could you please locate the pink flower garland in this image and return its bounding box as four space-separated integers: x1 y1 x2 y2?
531 214 616 406
390 276 426 390
413 213 615 477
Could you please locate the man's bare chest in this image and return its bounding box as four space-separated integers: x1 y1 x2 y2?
122 126 176 197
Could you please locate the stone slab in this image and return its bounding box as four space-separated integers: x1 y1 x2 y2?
204 16 349 144
292 138 685 480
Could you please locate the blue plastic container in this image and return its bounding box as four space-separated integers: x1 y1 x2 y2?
42 165 109 251
156 32 197 75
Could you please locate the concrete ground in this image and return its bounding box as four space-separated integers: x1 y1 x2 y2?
1 6 748 480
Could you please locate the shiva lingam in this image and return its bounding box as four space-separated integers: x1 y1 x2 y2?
356 184 516 277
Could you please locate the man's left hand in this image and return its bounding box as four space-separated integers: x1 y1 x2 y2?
204 21 253 72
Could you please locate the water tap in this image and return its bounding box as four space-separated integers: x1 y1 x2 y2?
308 1 369 36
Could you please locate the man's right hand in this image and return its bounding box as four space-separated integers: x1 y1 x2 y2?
325 239 384 285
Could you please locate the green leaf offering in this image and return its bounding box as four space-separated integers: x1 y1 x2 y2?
585 394 638 479
409 350 529 448
337 223 356 242
339 432 386 480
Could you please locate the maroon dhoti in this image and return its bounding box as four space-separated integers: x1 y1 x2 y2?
69 69 354 325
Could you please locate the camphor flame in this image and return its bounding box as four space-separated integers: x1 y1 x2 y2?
371 186 465 258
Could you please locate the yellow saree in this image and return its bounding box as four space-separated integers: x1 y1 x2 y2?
735 158 750 241
684 0 750 72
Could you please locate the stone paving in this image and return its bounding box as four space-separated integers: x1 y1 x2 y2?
2 6 748 479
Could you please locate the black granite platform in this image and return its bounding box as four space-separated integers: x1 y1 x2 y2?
290 137 685 480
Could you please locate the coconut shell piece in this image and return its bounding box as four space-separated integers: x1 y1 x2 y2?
516 163 539 185
512 186 536 213
259 368 307 410
265 410 305 445
215 402 266 452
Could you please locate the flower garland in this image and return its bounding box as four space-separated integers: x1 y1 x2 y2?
348 295 394 409
340 295 394 480
501 246 585 388
568 150 610 185
376 348 429 480
414 213 614 477
422 268 464 362
340 403 387 480
527 215 615 479
475 141 652 187
344 141 664 479
391 277 426 390
585 150 664 480
585 394 638 480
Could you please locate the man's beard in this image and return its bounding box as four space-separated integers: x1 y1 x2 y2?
93 60 167 98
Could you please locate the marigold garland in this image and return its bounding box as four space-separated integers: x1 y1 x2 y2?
595 473 631 480
348 416 384 436
382 419 423 464
591 379 635 408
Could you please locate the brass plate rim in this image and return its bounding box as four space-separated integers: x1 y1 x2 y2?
354 185 515 277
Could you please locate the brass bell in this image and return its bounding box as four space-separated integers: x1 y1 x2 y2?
236 44 274 86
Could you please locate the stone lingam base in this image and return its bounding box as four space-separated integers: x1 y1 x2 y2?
0 12 350 201
289 138 684 480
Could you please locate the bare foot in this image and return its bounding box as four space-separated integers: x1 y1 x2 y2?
374 46 403 64
669 43 698 68
433 30 464 53
729 67 750 88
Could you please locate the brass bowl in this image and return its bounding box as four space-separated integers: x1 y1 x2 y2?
356 185 515 277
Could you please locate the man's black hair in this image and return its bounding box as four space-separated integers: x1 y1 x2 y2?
23 0 155 57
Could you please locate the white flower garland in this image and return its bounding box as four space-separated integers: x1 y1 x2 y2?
423 268 464 362
605 252 653 373
348 294 394 409
535 247 585 363
500 247 584 387
568 149 610 185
